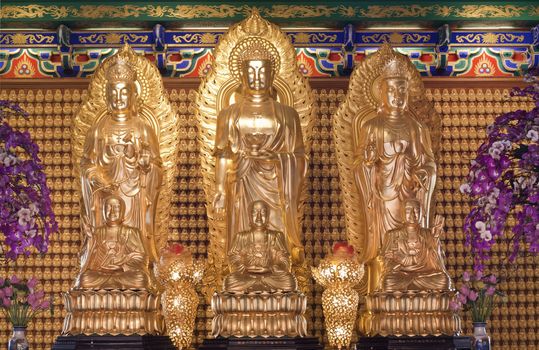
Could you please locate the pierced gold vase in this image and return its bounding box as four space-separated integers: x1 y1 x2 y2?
156 248 204 349
312 254 365 349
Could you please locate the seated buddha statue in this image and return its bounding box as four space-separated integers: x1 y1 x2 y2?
380 198 451 292
77 195 151 289
223 200 297 293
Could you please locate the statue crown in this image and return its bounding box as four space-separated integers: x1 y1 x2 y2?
106 57 137 83
381 58 408 81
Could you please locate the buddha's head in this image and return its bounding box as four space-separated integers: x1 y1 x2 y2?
403 198 421 225
241 59 274 96
103 195 125 226
380 60 409 113
105 59 138 117
250 200 269 229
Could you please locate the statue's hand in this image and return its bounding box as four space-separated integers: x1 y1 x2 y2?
138 152 151 173
212 191 226 219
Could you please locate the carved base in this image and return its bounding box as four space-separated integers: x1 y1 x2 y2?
211 291 308 338
356 335 472 350
51 335 176 350
199 336 323 350
62 289 165 336
361 290 461 336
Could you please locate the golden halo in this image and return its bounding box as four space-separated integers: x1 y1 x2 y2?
229 36 281 81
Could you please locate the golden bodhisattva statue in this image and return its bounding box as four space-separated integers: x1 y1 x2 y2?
224 200 297 293
60 45 180 338
333 44 460 337
197 11 315 340
78 58 163 274
355 61 437 288
380 199 451 292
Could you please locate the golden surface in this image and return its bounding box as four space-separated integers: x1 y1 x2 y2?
335 44 459 336
223 200 298 293
156 251 204 349
195 10 315 299
312 251 364 349
363 290 461 336
211 291 308 338
72 44 179 270
0 83 537 349
333 44 441 296
380 201 452 292
61 45 179 335
61 289 164 336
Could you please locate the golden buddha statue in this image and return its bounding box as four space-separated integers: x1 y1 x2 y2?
197 12 315 339
78 58 163 276
223 200 297 293
380 198 451 292
77 195 151 289
212 47 307 257
334 44 460 337
61 45 179 338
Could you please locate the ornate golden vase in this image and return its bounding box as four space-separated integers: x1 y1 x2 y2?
155 244 204 349
312 244 365 349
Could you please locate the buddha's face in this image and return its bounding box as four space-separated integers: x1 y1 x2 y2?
381 78 408 111
106 81 136 114
404 201 420 225
241 59 273 95
104 197 124 225
251 201 269 228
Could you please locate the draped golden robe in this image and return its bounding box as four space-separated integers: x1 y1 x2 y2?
354 113 437 262
78 224 151 289
79 115 162 270
214 101 307 254
224 228 297 292
380 226 451 291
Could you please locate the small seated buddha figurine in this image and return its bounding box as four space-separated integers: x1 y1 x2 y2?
223 200 297 293
77 195 151 289
380 198 451 291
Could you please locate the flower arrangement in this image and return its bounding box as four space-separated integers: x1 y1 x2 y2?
450 271 505 322
0 100 57 260
460 71 538 269
0 275 51 327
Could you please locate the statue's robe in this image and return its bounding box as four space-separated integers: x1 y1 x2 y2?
215 101 307 254
78 224 151 289
224 229 297 292
380 226 451 291
354 113 437 262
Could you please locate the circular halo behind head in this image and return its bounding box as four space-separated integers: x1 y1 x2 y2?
229 37 281 82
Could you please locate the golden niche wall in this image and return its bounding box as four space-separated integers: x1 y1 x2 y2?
0 80 538 350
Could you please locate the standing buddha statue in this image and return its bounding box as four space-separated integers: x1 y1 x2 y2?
212 42 307 261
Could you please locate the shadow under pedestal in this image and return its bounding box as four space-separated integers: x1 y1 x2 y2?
198 336 324 350
51 335 176 350
356 335 472 350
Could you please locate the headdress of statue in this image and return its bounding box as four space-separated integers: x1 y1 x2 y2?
105 57 137 84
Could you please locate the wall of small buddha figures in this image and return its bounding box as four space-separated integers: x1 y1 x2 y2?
0 78 537 350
